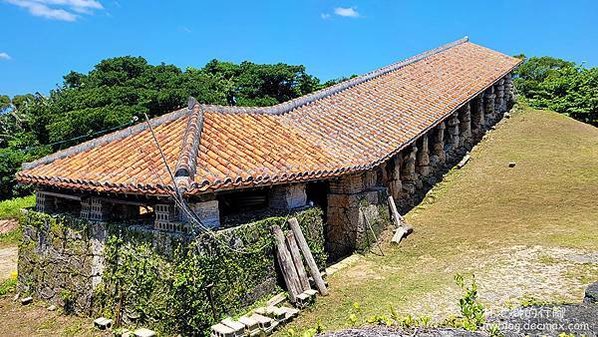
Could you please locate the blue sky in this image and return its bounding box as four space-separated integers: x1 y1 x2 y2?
1 0 597 97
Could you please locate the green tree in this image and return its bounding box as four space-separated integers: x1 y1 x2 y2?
514 56 598 125
0 56 344 200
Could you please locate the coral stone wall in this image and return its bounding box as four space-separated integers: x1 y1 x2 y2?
18 211 106 314
18 207 327 335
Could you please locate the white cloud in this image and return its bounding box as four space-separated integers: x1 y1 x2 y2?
334 6 360 18
320 13 331 20
0 52 11 60
4 0 103 21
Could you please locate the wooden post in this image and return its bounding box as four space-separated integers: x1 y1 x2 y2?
288 218 329 296
272 225 302 302
387 196 403 228
286 231 311 292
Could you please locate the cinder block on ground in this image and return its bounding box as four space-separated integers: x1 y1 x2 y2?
211 323 235 337
250 313 279 334
295 292 311 308
93 317 113 330
267 306 286 321
221 318 245 337
133 328 156 337
238 315 259 333
278 306 300 322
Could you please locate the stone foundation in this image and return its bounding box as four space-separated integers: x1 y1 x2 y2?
18 207 327 331
327 173 390 259
18 212 106 314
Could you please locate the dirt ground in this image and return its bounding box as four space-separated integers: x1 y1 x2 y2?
0 297 108 337
0 219 18 234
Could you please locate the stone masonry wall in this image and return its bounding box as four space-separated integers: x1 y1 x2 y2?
327 172 391 259
18 211 106 314
18 207 327 332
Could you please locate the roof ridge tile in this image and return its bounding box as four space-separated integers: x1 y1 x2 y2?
198 37 470 115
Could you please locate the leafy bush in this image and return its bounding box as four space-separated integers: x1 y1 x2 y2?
0 195 35 219
514 55 598 125
451 273 486 331
94 207 327 336
0 272 18 296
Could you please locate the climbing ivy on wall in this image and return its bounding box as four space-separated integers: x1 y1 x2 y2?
95 207 327 336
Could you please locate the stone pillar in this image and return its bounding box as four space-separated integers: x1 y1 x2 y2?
269 183 307 210
327 173 389 259
416 134 430 177
430 121 446 166
401 145 418 195
484 87 496 125
388 156 402 199
495 79 506 113
459 102 472 147
447 112 460 152
504 73 515 108
472 94 485 133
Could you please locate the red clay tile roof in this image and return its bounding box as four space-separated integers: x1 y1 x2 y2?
17 38 522 196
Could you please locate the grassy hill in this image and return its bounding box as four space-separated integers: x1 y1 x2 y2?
283 105 598 333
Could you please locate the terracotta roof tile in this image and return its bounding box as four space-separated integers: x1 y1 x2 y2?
17 39 521 196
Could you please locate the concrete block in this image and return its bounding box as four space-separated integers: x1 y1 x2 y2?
278 306 300 320
295 292 311 308
305 289 317 297
133 328 157 337
238 315 259 332
250 313 275 330
253 307 268 316
266 292 286 307
221 318 245 337
211 323 235 337
93 317 113 330
267 306 286 321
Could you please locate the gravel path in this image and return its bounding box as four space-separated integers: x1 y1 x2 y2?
404 245 598 320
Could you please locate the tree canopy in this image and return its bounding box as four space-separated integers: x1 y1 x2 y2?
0 56 347 200
514 55 598 125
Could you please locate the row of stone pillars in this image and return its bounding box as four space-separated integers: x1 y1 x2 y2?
388 73 515 201
326 72 515 259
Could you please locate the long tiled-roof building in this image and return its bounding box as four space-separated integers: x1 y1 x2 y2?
17 37 521 256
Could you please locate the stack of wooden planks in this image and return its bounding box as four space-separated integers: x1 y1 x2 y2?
273 217 328 304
